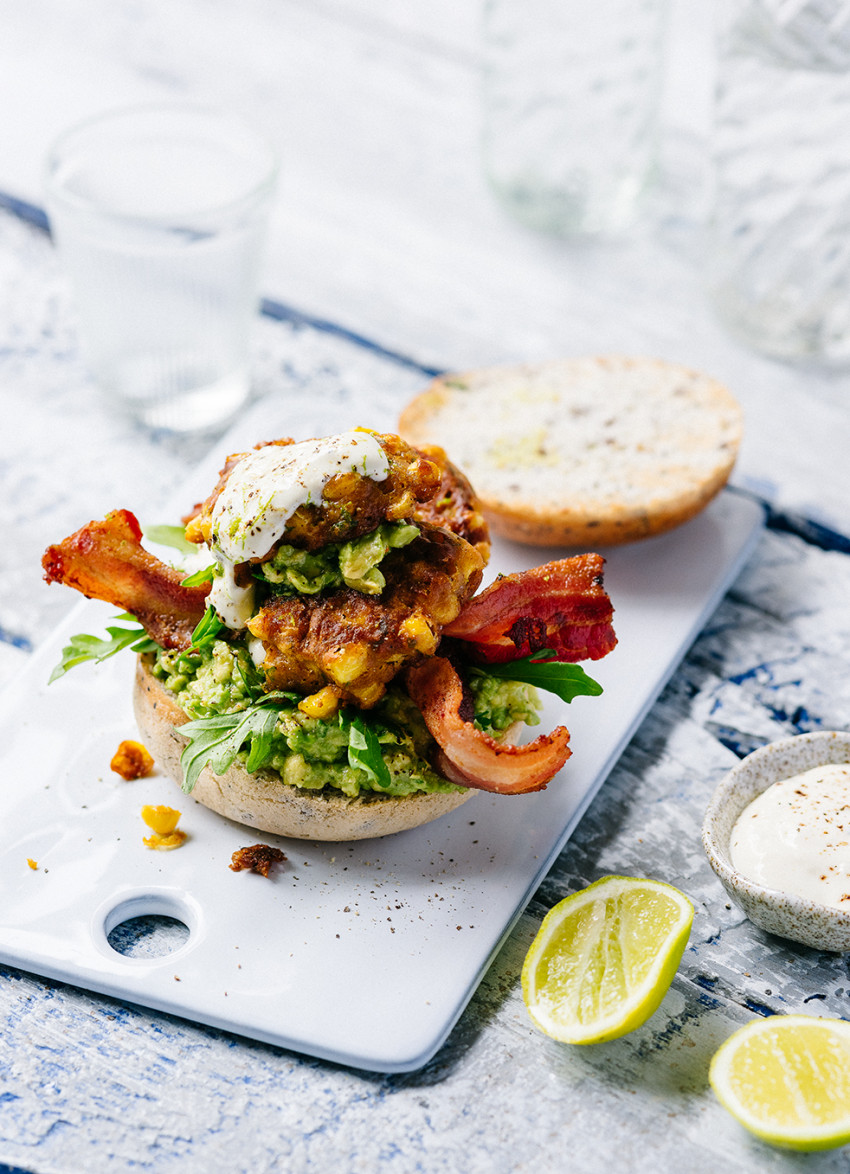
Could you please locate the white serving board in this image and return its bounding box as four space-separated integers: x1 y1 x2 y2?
0 490 763 1073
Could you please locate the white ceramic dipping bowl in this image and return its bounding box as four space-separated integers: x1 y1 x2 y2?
702 730 850 952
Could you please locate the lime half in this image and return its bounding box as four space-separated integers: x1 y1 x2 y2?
710 1015 850 1151
521 874 694 1045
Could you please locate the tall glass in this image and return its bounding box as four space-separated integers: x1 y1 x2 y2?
481 0 668 236
45 104 278 432
709 0 850 364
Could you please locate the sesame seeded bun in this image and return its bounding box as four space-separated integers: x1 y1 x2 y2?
133 656 473 841
398 356 743 547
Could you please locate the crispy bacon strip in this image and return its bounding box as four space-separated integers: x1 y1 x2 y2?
406 656 571 794
443 553 616 665
42 509 208 649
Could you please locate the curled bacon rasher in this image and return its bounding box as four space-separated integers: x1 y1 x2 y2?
443 553 616 665
405 656 571 794
42 509 208 649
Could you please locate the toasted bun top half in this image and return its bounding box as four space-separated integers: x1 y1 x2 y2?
398 356 743 547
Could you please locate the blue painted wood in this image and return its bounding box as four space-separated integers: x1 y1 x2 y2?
0 193 48 234
258 299 445 379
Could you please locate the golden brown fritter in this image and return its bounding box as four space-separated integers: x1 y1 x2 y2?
185 433 444 554
412 445 490 561
248 526 485 706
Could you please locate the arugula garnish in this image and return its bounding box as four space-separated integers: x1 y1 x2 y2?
473 650 603 704
232 649 266 702
142 524 197 556
176 701 395 795
178 703 282 794
190 605 224 650
347 714 392 790
178 690 399 793
49 616 157 684
181 564 216 587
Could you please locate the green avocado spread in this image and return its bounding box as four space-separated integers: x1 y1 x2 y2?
257 520 420 596
152 638 541 798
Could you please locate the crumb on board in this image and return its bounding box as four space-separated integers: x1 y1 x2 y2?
143 830 187 851
141 805 186 850
230 844 286 877
27 858 38 870
111 740 155 780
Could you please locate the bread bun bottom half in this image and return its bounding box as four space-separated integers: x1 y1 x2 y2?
133 656 473 841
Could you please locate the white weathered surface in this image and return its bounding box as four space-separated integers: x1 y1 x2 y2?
1 0 849 529
1 4 850 1172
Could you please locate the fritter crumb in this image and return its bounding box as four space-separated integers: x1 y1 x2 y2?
230 844 286 877
111 739 154 780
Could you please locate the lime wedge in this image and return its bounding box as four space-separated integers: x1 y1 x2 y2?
710 1015 850 1151
521 874 694 1045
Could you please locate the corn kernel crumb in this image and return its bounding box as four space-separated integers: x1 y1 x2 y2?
141 805 186 850
141 804 181 835
143 830 187 851
298 685 340 720
111 740 154 780
26 858 38 870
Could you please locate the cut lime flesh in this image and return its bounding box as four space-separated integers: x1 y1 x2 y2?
522 875 694 1045
710 1015 850 1151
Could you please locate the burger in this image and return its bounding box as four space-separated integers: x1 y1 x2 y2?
42 429 616 840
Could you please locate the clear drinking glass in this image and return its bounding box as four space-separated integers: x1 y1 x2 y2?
481 0 668 236
45 104 278 431
709 0 850 364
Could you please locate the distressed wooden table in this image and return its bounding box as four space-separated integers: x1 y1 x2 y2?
1 3 850 1172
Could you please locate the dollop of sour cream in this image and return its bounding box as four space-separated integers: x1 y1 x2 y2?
207 430 390 629
730 763 850 909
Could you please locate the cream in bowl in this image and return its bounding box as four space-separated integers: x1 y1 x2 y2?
702 731 850 952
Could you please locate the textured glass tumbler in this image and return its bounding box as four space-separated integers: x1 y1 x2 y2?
45 104 277 431
481 0 667 236
710 1 850 364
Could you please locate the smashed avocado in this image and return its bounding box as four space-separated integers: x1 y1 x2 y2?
257 520 420 596
153 637 540 798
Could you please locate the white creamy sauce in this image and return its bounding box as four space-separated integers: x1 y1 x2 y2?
730 764 850 909
207 431 389 630
247 636 267 666
208 558 256 630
